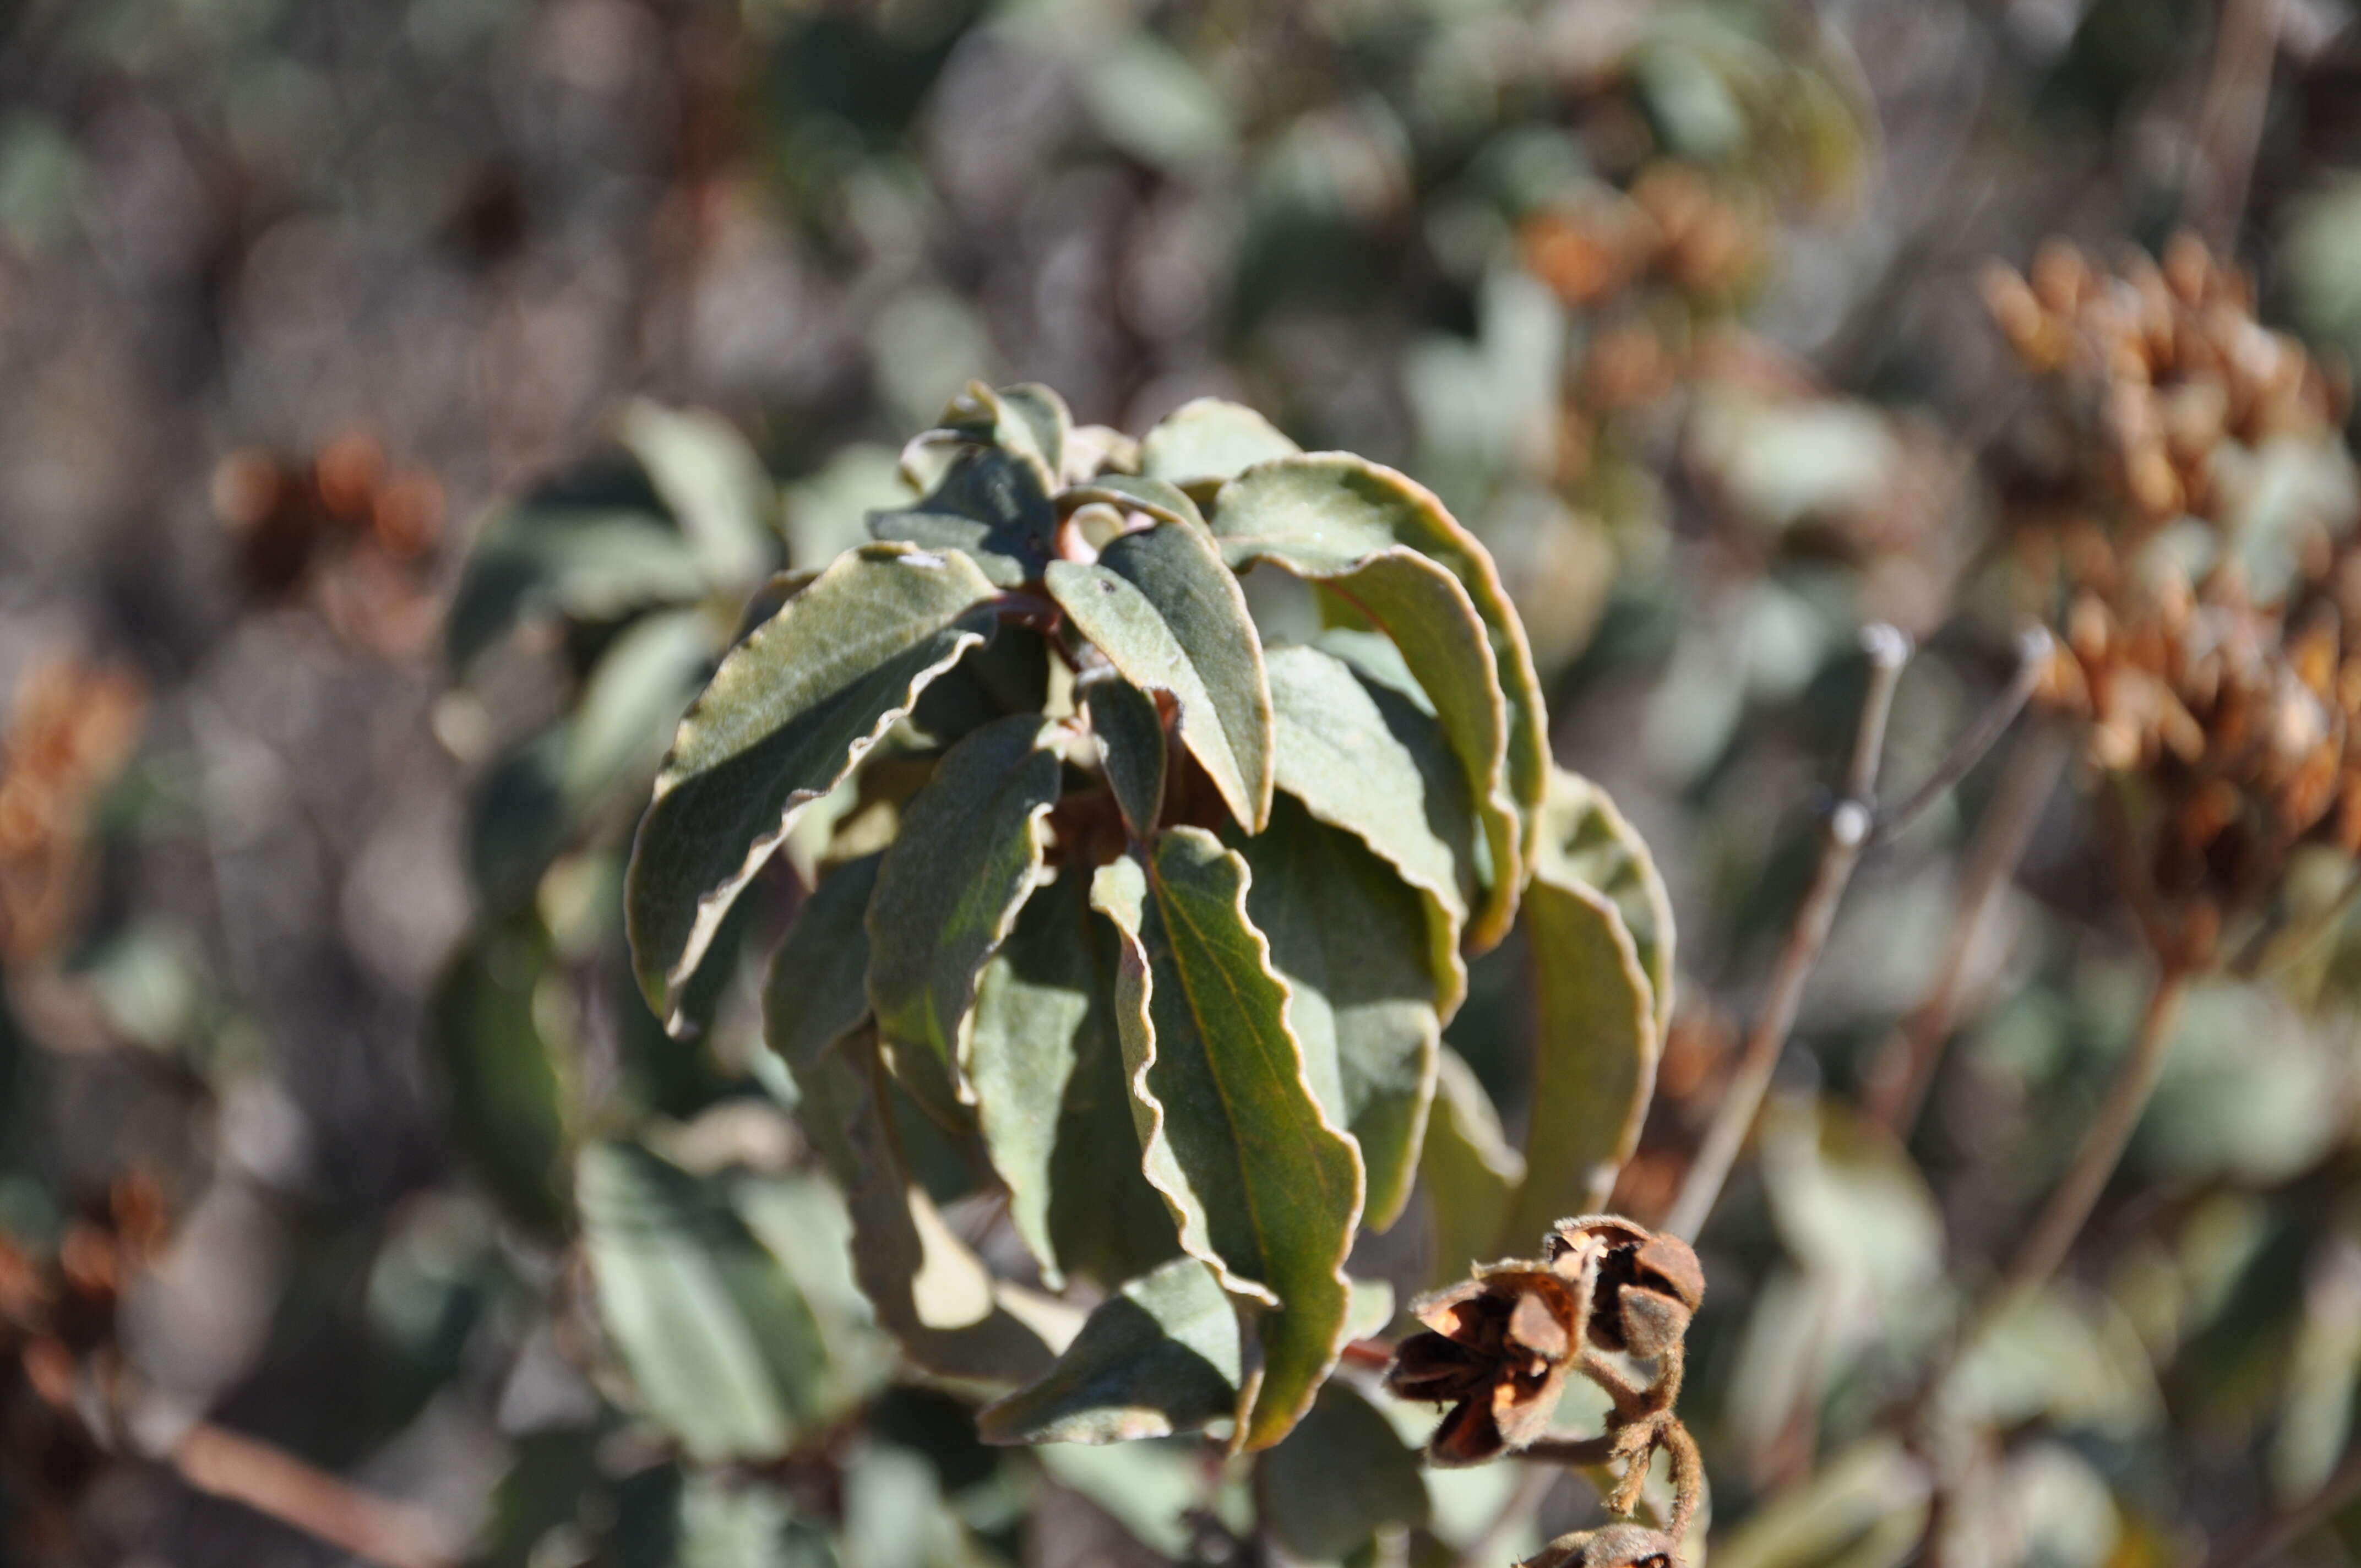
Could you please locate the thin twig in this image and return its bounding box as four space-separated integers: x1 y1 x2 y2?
1993 963 2189 1303
1862 723 2069 1136
2208 1444 2361 1568
170 1420 454 1568
1868 627 2052 847
2184 0 2284 251
1662 625 1912 1243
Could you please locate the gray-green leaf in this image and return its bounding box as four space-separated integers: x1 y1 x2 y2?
1534 767 1676 1038
1047 522 1273 832
624 543 999 1030
1236 795 1441 1233
1421 1047 1525 1287
869 445 1057 588
976 1256 1240 1445
761 853 881 1075
614 399 778 592
867 714 1061 1103
1138 398 1302 499
1083 676 1167 839
1255 1380 1431 1561
1091 830 1362 1451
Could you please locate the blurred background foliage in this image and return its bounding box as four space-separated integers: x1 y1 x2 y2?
10 0 2361 1564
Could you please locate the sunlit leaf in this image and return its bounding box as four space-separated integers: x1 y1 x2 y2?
1236 794 1441 1232
1057 473 1206 531
616 400 778 592
1047 521 1273 832
1091 831 1362 1450
1138 397 1301 498
625 543 1000 1030
867 714 1060 1104
1533 767 1675 1038
977 1256 1240 1444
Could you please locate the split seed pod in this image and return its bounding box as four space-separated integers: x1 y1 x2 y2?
1522 1523 1682 1568
1547 1215 1705 1359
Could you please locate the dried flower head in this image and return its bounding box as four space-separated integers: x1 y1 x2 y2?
1547 1215 1705 1360
1387 1262 1588 1466
1987 235 2361 968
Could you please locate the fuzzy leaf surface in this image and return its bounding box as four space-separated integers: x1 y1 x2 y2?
1236 795 1441 1232
1090 830 1361 1450
624 543 998 1029
760 853 881 1075
1083 676 1167 839
976 1256 1240 1445
868 446 1056 587
795 1033 1060 1385
1499 872 1658 1248
1047 521 1272 832
969 866 1180 1289
1265 644 1472 1015
1420 1047 1526 1286
1137 397 1301 498
1057 473 1205 531
867 714 1061 1102
1535 767 1677 1038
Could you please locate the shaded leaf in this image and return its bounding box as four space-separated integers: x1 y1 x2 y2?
1237 794 1441 1233
909 625 1051 746
969 866 1179 1289
565 608 714 812
1082 676 1166 839
795 1031 1060 1385
1498 870 1656 1250
449 502 708 674
427 912 572 1238
1421 1047 1526 1286
580 1141 883 1463
676 1473 838 1568
1265 644 1473 1016
867 715 1060 1103
1256 1381 1431 1561
625 543 999 1030
615 400 777 592
937 381 1069 494
1091 831 1362 1450
1138 397 1301 499
1047 522 1273 832
761 854 881 1075
1535 767 1675 1038
869 446 1056 588
1209 453 1548 891
977 1256 1240 1445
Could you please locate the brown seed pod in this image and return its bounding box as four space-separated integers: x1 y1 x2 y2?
1521 1523 1683 1568
1547 1216 1705 1358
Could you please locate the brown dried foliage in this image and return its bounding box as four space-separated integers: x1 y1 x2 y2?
0 654 147 971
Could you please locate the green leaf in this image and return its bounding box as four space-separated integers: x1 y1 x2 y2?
1082 676 1167 839
909 625 1051 746
625 543 1000 1031
614 400 777 591
1265 644 1473 1016
580 1141 885 1463
564 607 714 812
937 381 1070 494
969 866 1180 1289
867 715 1061 1103
1535 767 1675 1038
1209 453 1548 888
1255 1381 1431 1561
1236 794 1442 1233
1057 473 1206 531
1497 870 1658 1249
1047 522 1274 832
977 1256 1240 1444
1090 830 1362 1451
676 1473 837 1568
1138 398 1302 499
761 853 881 1075
869 446 1056 588
794 1031 1061 1385
426 913 572 1238
1420 1047 1525 1285
448 503 709 673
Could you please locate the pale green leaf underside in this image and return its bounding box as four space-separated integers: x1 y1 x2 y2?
976 1255 1240 1445
1209 451 1549 870
1138 396 1302 499
760 853 880 1075
580 1141 880 1463
1536 766 1677 1038
625 543 999 1028
795 1032 1060 1385
969 867 1180 1290
1421 1047 1526 1286
1091 830 1362 1452
1265 644 1472 1017
1498 873 1658 1251
1236 796 1441 1234
867 714 1061 1102
1047 521 1273 832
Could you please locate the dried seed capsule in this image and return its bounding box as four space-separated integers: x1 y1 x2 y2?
1522 1523 1683 1568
